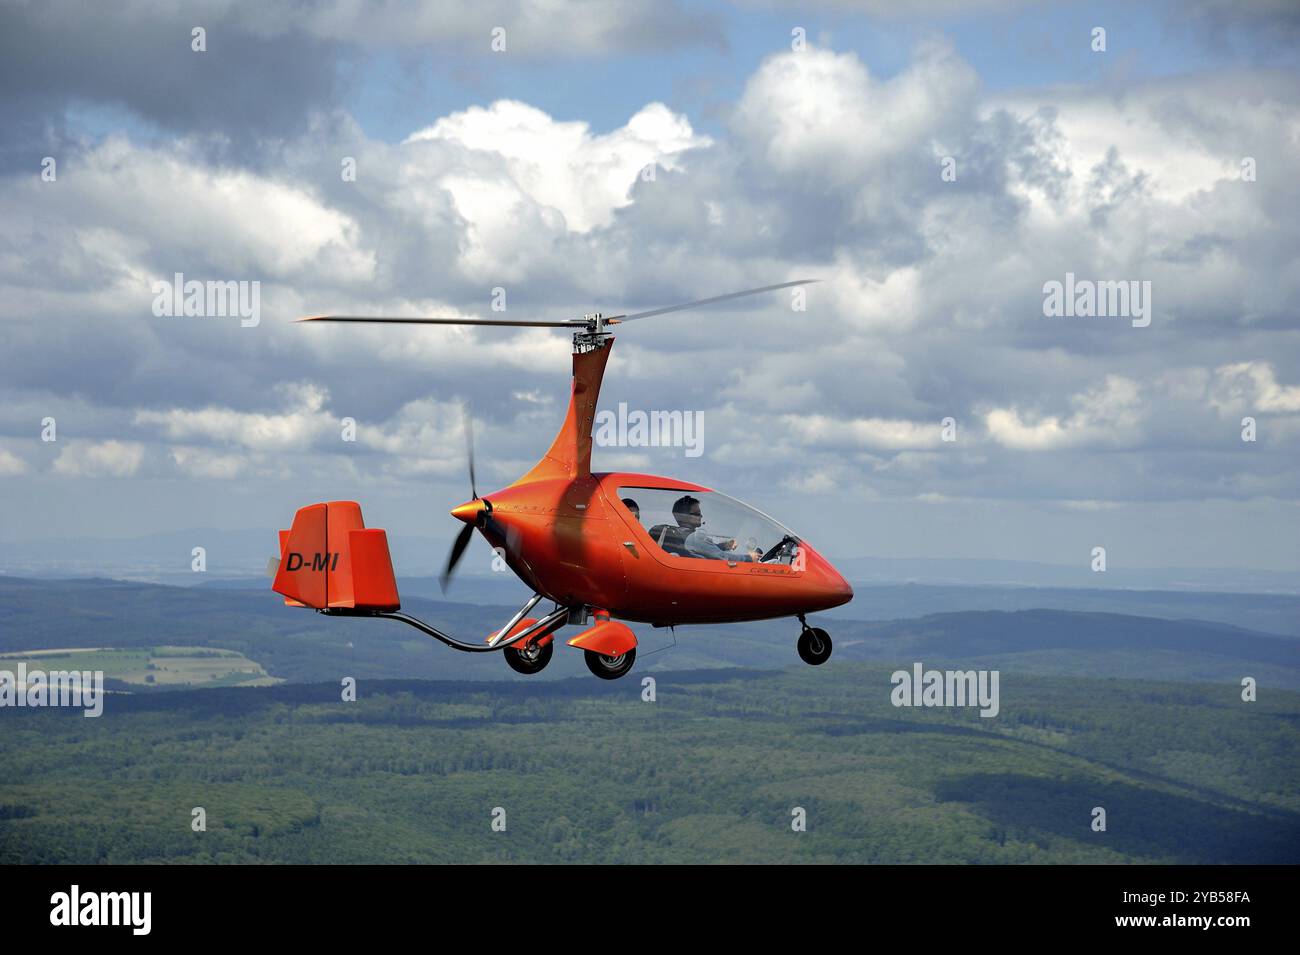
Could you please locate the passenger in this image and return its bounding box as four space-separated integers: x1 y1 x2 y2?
671 495 762 562
621 498 641 522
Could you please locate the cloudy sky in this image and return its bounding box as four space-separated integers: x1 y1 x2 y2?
1 0 1298 576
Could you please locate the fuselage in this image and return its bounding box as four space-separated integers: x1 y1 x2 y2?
452 470 852 626
448 333 853 626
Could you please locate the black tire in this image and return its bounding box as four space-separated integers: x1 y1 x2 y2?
797 627 832 666
504 639 553 675
584 647 636 680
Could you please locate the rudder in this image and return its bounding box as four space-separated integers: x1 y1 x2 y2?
272 501 400 612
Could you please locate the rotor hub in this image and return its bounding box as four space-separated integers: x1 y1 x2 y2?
574 312 612 352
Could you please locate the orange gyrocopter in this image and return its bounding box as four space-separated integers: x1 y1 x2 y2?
271 281 853 679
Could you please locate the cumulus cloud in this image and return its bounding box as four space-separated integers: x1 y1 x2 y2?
408 101 710 233
983 377 1145 450
17 138 375 282
733 40 979 183
168 446 251 480
134 383 334 451
780 412 944 451
1209 361 1300 418
988 72 1300 332
0 447 28 476
1 16 1297 567
52 441 145 478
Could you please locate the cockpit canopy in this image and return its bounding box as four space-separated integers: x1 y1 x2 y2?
617 486 800 564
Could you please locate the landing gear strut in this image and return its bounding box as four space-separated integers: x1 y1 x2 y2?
796 615 832 666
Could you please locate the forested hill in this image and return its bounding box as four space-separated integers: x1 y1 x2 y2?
0 576 1296 688
2 666 1297 864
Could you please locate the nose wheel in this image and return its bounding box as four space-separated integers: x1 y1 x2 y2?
584 647 636 680
797 621 832 666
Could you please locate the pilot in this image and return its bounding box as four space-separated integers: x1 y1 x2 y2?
621 498 641 522
672 495 762 562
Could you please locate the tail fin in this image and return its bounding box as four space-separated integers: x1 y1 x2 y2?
272 501 400 612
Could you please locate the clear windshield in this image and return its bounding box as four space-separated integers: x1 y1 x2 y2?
616 486 798 564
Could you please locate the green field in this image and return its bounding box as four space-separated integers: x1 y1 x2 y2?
0 646 277 688
2 665 1296 864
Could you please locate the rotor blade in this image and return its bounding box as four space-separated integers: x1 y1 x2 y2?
298 315 584 327
605 279 819 323
440 522 476 593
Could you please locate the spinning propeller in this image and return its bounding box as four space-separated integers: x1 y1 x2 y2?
440 408 529 592
441 409 484 591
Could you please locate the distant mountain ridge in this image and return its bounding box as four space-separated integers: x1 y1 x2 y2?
2 528 1296 593
0 575 1295 689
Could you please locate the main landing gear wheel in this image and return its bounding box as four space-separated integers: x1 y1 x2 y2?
504 640 553 675
797 627 832 666
584 647 636 680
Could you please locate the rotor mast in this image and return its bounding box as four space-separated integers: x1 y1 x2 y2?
515 322 614 483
